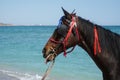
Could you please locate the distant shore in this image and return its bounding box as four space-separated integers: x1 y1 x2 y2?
0 23 120 27
0 23 56 27
0 23 13 26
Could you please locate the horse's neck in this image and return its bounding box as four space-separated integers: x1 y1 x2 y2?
77 18 104 71
77 17 120 75
77 17 94 56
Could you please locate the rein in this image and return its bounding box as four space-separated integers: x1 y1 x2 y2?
41 60 55 80
50 16 80 57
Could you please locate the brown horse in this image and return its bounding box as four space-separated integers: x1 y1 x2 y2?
42 8 120 80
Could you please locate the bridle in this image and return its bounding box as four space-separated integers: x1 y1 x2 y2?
42 16 80 80
49 15 102 56
50 16 81 57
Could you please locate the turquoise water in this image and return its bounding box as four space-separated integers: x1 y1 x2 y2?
0 26 120 80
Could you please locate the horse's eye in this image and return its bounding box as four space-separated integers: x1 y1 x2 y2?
57 25 68 37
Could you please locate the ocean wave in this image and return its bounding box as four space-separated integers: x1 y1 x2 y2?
0 70 42 80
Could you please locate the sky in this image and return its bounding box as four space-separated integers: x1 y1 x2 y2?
0 0 120 25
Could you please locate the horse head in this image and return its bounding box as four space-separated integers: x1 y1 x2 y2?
42 8 81 63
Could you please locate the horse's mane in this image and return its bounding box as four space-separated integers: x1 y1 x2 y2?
98 26 120 60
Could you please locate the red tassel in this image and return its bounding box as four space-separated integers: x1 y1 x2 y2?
94 26 101 55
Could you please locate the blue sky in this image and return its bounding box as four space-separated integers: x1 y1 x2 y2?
0 0 120 25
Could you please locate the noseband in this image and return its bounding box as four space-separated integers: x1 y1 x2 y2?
50 16 80 57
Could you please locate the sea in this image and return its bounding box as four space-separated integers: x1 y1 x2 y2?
0 26 120 80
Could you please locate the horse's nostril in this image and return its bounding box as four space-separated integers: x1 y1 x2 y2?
42 48 47 58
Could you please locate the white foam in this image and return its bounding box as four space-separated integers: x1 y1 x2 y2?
0 70 42 80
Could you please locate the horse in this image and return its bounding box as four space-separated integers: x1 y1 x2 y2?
42 8 120 80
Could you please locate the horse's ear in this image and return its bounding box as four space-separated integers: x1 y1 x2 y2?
62 7 72 19
62 7 70 16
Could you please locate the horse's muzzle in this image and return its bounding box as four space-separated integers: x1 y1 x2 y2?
42 47 57 63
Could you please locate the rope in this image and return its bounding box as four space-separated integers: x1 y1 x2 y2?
41 60 55 80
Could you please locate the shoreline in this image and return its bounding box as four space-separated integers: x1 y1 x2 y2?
0 71 20 80
0 69 42 80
